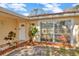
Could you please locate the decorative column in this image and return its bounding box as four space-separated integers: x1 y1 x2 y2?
39 22 42 42
53 21 55 42
73 25 79 47
70 20 75 46
38 21 41 42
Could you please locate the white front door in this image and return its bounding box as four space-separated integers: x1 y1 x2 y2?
19 23 26 40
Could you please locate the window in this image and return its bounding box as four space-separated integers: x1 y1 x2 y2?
34 19 74 44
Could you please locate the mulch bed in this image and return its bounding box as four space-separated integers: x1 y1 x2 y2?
0 41 28 55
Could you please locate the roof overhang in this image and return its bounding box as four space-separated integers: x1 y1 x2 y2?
0 7 27 20
0 7 79 20
27 12 79 20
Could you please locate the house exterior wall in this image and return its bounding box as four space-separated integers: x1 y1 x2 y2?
0 9 79 46
28 16 79 46
0 11 28 45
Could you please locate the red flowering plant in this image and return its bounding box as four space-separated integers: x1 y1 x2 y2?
58 35 67 42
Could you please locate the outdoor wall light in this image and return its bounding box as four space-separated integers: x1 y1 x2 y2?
21 24 25 27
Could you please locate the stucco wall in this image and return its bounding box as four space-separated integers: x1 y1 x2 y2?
0 10 79 46
0 11 20 45
0 17 18 45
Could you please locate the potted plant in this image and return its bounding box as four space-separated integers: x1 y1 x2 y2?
28 23 38 45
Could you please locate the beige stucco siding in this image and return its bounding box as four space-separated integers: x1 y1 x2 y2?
0 11 20 45
0 18 18 45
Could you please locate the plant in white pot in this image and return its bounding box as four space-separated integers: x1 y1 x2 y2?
28 23 38 45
